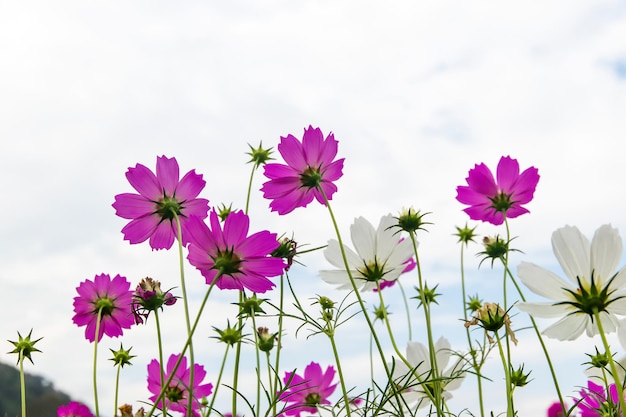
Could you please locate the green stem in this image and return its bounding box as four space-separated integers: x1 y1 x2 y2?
154 309 167 416
495 331 514 417
251 310 262 417
460 243 485 417
594 308 626 415
173 215 195 416
409 231 443 415
113 363 121 417
19 352 25 417
93 307 103 417
327 329 352 417
272 273 286 417
232 291 244 417
207 344 231 414
396 280 412 341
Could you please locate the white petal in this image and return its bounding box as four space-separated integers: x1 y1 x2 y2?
591 224 623 285
551 225 591 284
611 267 626 290
386 238 415 270
516 302 571 318
319 269 356 290
324 240 360 270
406 341 429 370
517 262 573 300
350 217 376 260
434 337 451 369
586 311 619 337
607 292 626 315
375 214 398 260
542 314 588 340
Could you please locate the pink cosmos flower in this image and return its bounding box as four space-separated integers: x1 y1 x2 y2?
186 210 287 293
72 273 134 343
456 156 539 225
546 401 567 417
57 401 94 417
261 126 345 215
278 362 337 417
578 380 622 417
147 353 213 417
113 155 210 250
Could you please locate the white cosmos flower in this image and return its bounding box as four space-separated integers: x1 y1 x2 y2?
516 224 626 341
392 337 465 410
319 214 414 292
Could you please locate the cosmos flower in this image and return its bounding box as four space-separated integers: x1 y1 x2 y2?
456 156 539 225
261 125 344 215
392 337 465 410
320 214 414 292
278 362 337 417
57 401 94 417
72 274 134 343
147 353 213 417
186 210 287 293
577 380 622 417
546 401 567 417
113 155 210 250
517 224 626 340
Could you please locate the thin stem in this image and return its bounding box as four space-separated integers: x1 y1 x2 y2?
327 329 352 417
251 311 262 417
154 309 167 416
207 344 231 414
232 291 244 417
409 231 443 415
93 307 103 417
460 242 485 417
19 352 25 417
495 331 514 417
594 308 626 415
113 363 121 417
173 214 195 416
272 273 286 417
396 280 413 341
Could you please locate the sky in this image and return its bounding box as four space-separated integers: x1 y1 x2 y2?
1 1 626 416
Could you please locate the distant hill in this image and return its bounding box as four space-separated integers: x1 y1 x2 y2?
0 361 82 417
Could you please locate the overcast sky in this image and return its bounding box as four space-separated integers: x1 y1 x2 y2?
2 1 626 416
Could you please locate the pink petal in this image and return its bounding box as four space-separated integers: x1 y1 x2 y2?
126 163 160 198
121 216 160 244
301 126 325 165
156 155 180 195
465 163 497 196
176 169 206 200
496 156 520 191
278 134 307 170
112 193 155 219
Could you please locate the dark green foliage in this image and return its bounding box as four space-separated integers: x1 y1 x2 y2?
0 361 73 417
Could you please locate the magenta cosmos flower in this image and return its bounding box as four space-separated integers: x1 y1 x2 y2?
72 273 134 343
577 380 623 416
456 156 539 225
147 353 213 417
278 362 338 417
186 210 286 293
261 126 345 215
113 155 210 250
57 402 94 417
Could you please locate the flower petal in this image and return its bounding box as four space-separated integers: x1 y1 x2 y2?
551 225 591 283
